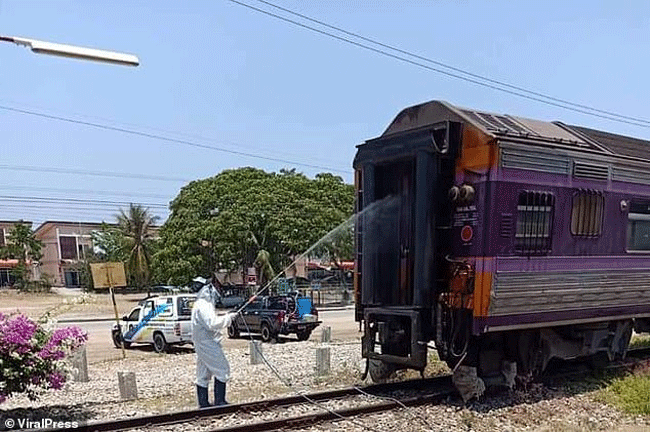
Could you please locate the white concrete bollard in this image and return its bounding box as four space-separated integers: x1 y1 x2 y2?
117 371 138 400
316 346 330 376
320 326 331 343
71 346 89 382
250 340 263 365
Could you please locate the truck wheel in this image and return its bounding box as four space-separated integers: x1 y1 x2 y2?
296 330 311 341
228 324 240 339
112 330 131 349
153 332 168 353
260 323 273 343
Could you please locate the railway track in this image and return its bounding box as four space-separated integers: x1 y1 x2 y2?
540 346 650 386
49 346 650 432
60 376 455 432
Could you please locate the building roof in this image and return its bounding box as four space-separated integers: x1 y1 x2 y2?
33 220 115 236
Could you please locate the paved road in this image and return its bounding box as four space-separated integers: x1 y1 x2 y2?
59 307 360 364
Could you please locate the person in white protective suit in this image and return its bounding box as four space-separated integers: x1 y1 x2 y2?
191 282 238 407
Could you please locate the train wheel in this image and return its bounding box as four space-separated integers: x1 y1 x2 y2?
589 352 610 371
368 359 396 382
516 330 546 379
611 320 633 360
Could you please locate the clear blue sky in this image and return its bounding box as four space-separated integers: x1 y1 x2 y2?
2 1 649 226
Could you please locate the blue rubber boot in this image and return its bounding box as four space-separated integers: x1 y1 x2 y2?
196 385 210 408
214 378 228 406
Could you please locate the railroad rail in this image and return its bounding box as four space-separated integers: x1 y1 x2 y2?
54 376 454 432
541 346 650 386
46 346 650 432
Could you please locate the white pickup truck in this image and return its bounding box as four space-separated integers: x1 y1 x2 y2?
111 294 196 353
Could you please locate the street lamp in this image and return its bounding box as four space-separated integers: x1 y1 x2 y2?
0 35 139 66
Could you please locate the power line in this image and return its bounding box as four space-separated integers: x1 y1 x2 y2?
1 206 166 215
254 0 650 126
2 205 168 216
0 104 353 174
0 203 166 213
0 195 168 209
0 163 190 182
228 0 650 128
3 185 172 200
0 196 347 213
0 98 346 169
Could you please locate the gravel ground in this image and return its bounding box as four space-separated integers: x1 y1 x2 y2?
1 340 650 432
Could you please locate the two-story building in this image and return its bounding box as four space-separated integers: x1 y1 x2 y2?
33 221 107 287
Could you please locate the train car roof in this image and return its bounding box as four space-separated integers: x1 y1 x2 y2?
566 125 650 161
377 100 650 163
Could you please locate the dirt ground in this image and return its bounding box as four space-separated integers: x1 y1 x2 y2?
0 288 152 320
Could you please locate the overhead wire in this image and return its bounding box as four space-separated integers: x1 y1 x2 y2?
1 208 142 222
0 104 352 174
0 203 162 212
0 163 190 182
0 97 345 168
0 195 352 226
0 195 168 209
2 185 171 200
254 0 650 127
228 0 650 128
0 197 348 212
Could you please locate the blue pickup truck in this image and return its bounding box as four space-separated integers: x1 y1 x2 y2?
228 295 321 342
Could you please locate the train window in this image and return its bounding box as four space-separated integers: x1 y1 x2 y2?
570 190 604 237
627 201 650 251
515 191 554 254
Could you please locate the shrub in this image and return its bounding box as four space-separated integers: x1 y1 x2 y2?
600 370 650 415
0 313 87 403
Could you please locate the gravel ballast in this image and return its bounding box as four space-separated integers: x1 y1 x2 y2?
1 340 649 432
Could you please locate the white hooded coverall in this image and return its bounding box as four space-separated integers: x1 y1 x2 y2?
191 285 235 387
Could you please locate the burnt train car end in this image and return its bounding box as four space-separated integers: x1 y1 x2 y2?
353 100 650 393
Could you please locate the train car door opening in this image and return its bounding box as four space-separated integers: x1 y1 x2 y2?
374 161 414 306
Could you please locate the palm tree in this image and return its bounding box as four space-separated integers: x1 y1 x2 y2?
253 249 275 294
117 204 159 293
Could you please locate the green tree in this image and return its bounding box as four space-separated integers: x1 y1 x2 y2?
153 167 354 286
0 221 43 291
116 204 159 292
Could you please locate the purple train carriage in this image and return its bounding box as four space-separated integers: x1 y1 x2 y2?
353 100 650 389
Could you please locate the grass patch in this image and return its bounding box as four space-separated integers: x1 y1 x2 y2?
599 370 650 415
630 335 650 349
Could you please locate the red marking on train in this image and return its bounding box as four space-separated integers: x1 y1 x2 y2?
461 225 473 242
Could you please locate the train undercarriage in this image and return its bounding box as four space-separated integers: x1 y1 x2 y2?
363 308 636 394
